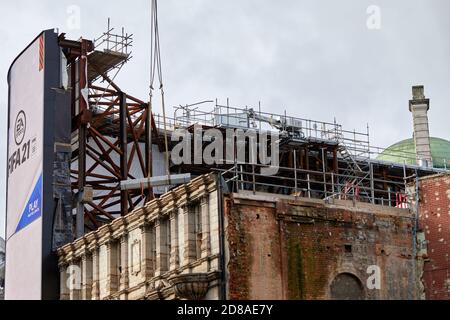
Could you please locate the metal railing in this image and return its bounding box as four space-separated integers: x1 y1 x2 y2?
171 99 450 170
88 95 450 172
93 18 133 55
173 99 371 157
217 162 409 208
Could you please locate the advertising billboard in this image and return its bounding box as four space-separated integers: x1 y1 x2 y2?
5 30 65 300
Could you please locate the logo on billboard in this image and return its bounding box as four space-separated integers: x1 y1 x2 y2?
14 110 26 145
15 174 43 234
39 35 44 72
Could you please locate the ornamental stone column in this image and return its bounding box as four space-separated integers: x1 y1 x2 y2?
169 211 180 271
155 218 169 276
200 195 211 259
141 223 155 281
184 205 197 264
91 245 100 300
119 233 129 298
59 263 69 300
68 259 81 300
106 240 119 297
81 253 93 300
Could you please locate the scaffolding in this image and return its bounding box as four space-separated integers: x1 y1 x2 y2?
88 19 133 83
163 99 448 208
62 22 157 234
93 19 133 55
60 24 449 233
74 86 449 228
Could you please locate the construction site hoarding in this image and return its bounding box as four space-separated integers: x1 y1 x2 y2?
5 29 67 300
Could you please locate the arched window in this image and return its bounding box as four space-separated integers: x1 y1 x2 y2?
330 273 365 300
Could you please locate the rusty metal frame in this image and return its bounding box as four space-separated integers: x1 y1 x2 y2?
75 84 157 230
61 35 158 232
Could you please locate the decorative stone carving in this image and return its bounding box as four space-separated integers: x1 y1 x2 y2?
131 239 142 276
168 273 210 300
57 174 219 300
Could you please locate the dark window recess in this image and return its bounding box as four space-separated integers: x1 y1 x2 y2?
330 273 365 300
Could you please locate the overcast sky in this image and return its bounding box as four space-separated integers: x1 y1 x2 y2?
0 0 449 237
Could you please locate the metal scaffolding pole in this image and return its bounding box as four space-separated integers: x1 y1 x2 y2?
294 150 298 194
307 174 311 198
144 103 153 203
370 163 375 204
322 148 327 198
119 92 129 216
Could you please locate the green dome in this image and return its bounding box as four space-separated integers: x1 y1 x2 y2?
377 137 450 169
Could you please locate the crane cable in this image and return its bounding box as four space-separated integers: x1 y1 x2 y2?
149 0 171 182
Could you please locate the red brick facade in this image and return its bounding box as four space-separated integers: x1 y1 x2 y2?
418 173 450 300
225 193 420 300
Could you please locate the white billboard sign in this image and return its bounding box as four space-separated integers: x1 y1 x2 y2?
5 33 45 300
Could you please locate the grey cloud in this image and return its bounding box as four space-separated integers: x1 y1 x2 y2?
0 0 449 237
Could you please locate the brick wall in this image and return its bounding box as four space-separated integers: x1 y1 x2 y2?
418 173 450 300
225 192 420 300
225 197 284 300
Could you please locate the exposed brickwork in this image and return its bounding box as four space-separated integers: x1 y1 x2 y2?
225 193 419 300
418 173 450 300
282 204 416 300
224 198 251 300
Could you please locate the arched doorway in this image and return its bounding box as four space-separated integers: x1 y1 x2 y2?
330 273 365 300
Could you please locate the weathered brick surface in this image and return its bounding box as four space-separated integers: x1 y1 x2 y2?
225 194 419 300
225 198 252 300
418 173 450 300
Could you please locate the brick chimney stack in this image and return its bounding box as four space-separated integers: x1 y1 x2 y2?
409 85 433 168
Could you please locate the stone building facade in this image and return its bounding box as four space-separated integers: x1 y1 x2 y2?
58 174 424 300
57 174 223 300
416 173 450 300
